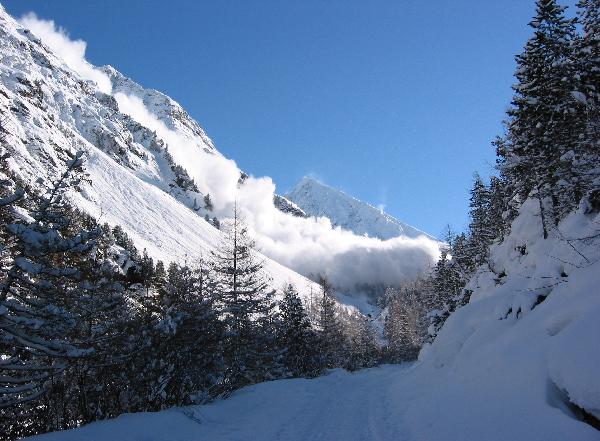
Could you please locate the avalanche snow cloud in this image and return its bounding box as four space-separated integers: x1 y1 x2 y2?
19 13 441 291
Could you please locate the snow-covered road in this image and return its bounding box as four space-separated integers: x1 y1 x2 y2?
30 365 415 441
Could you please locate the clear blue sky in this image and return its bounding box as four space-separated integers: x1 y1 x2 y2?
2 0 578 236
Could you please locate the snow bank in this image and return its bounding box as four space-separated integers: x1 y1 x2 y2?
419 197 600 438
548 304 600 418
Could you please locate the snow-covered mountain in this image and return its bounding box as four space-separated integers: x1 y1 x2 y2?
287 176 435 240
0 6 440 308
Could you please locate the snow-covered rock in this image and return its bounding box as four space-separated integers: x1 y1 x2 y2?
273 194 307 218
287 176 435 240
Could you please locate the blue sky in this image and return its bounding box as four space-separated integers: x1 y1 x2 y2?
2 0 578 236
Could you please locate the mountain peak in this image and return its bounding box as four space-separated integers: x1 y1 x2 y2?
286 178 435 241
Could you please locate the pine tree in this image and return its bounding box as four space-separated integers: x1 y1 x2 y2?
467 174 494 267
138 249 155 294
383 284 425 362
575 0 600 210
277 284 322 377
488 175 512 239
210 203 278 394
56 219 129 427
203 193 214 211
347 314 380 369
500 0 579 229
0 152 103 436
316 276 347 368
155 263 223 406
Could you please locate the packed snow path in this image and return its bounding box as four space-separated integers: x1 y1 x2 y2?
30 366 413 441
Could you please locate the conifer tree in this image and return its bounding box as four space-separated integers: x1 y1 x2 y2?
500 0 579 229
487 175 512 239
575 0 600 209
316 276 347 368
347 314 380 369
210 203 277 394
383 285 425 361
57 224 129 426
155 263 223 406
467 173 493 267
0 152 102 436
277 284 322 377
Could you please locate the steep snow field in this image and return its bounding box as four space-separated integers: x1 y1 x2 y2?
26 198 600 440
287 176 435 240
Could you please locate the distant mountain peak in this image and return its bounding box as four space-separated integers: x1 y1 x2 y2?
286 177 435 240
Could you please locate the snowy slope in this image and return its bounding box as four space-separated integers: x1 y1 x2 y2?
287 176 435 240
27 198 600 441
0 7 321 303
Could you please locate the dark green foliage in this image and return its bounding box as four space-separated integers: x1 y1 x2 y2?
498 0 600 228
209 204 281 395
277 284 323 377
316 276 348 369
0 153 128 437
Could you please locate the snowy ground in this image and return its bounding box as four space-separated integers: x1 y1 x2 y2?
27 366 413 441
27 361 598 441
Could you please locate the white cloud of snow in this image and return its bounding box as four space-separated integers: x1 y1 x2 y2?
20 13 113 95
112 93 241 211
115 93 441 290
21 13 441 291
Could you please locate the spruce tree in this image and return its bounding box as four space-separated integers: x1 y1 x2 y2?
575 0 600 209
0 152 102 436
467 173 493 267
277 284 322 377
210 204 277 394
155 263 223 406
383 285 424 362
316 276 346 368
347 314 379 369
501 0 579 228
